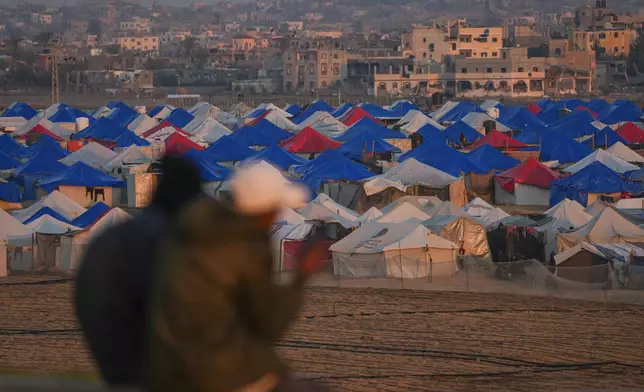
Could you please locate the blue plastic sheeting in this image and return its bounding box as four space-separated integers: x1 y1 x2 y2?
0 134 25 156
112 131 150 148
582 127 630 148
443 120 483 145
1 102 38 119
164 108 195 129
202 135 257 162
539 136 592 164
466 144 520 172
334 117 406 142
626 169 644 182
415 124 449 146
550 162 642 207
301 155 373 190
229 119 293 147
331 103 354 118
48 106 93 123
291 100 334 124
72 117 129 141
71 202 111 228
291 149 343 176
547 110 599 138
12 153 68 183
23 206 71 225
0 151 21 170
183 149 232 182
587 99 611 116
398 143 484 176
243 107 268 119
599 102 643 125
105 105 138 128
497 106 545 130
0 181 22 203
38 162 126 193
359 103 400 120
336 133 401 160
245 145 308 171
284 104 302 116
148 105 167 118
12 136 69 160
439 101 484 122
389 101 420 117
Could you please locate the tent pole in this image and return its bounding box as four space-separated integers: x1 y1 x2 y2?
399 241 404 289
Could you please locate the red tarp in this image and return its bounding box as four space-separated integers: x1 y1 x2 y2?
467 130 527 150
280 126 341 153
617 122 644 144
339 106 378 126
164 132 204 155
142 120 191 139
19 124 63 141
281 239 335 270
526 103 541 115
495 157 561 193
575 106 598 118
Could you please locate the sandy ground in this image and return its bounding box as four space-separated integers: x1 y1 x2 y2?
1 276 644 391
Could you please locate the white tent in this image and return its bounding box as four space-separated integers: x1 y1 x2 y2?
103 145 153 172
262 110 298 132
615 198 644 209
558 207 644 252
381 196 442 214
392 110 445 135
606 142 644 164
128 113 157 135
186 117 231 144
544 198 593 228
464 197 494 218
357 206 383 225
585 199 608 216
244 103 292 119
425 201 469 219
299 201 357 229
144 124 181 142
13 191 87 223
299 193 359 225
13 116 75 140
376 202 430 224
478 207 510 227
563 149 638 174
430 101 458 121
189 102 223 119
480 100 501 110
330 221 458 279
57 207 132 271
362 177 408 196
377 158 458 189
296 112 347 137
59 142 118 170
461 112 512 133
0 208 33 276
276 207 307 225
228 102 251 118
0 117 28 130
26 215 82 234
150 106 173 121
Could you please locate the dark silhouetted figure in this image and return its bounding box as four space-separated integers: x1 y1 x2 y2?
75 155 202 387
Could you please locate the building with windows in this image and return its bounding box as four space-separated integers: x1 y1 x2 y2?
282 40 348 91
571 28 637 58
115 36 160 52
120 18 152 33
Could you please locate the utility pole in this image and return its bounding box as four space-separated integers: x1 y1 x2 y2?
51 40 60 104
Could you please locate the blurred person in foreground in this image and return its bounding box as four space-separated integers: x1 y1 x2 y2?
75 155 203 388
144 163 330 392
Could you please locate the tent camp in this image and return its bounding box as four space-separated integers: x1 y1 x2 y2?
376 202 430 224
185 117 232 144
12 190 86 223
478 207 510 228
392 110 445 135
0 208 33 276
495 158 561 206
585 199 608 216
423 214 492 262
281 127 342 155
59 142 118 170
357 206 383 225
464 197 494 218
330 221 458 279
607 142 644 164
103 145 153 173
562 149 638 174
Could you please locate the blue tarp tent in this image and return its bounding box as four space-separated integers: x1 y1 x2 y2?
497 106 544 130
2 102 38 119
359 103 399 120
550 162 642 207
184 149 232 182
301 155 373 190
513 125 552 145
229 119 292 147
72 117 129 141
539 136 592 164
415 124 449 146
111 131 150 148
164 108 195 129
245 145 307 171
242 107 268 119
336 133 401 160
12 153 68 184
292 149 343 176
587 99 611 116
0 151 21 170
284 104 302 116
203 135 256 162
23 206 71 225
0 181 22 203
71 202 111 228
583 127 630 148
12 136 69 160
0 134 25 156
398 143 483 176
105 104 138 128
148 105 168 118
38 162 125 193
291 100 334 124
439 101 484 122
599 102 643 125
547 110 599 138
443 120 483 145
466 144 520 172
389 101 419 117
334 117 406 142
332 103 354 118
48 106 93 123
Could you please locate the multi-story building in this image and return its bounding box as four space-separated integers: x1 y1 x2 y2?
282 40 348 91
120 18 152 33
401 24 455 62
232 35 257 52
115 36 160 52
571 28 637 57
454 27 504 59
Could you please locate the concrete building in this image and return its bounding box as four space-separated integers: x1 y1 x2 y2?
115 36 160 52
283 40 348 91
571 28 637 57
232 35 257 52
120 18 152 33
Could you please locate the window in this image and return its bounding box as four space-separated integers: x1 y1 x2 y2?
614 32 619 38
333 53 339 59
403 82 411 89
429 43 435 52
321 63 328 75
492 52 498 57
452 43 457 50
481 52 488 57
423 37 427 43
461 68 468 73
308 64 315 75
423 52 427 58
501 68 507 73
518 67 524 72
486 68 492 73
286 64 293 76
392 82 398 89
492 37 498 42
321 81 327 87
533 67 539 72
599 32 606 39
321 53 327 60
332 63 340 75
